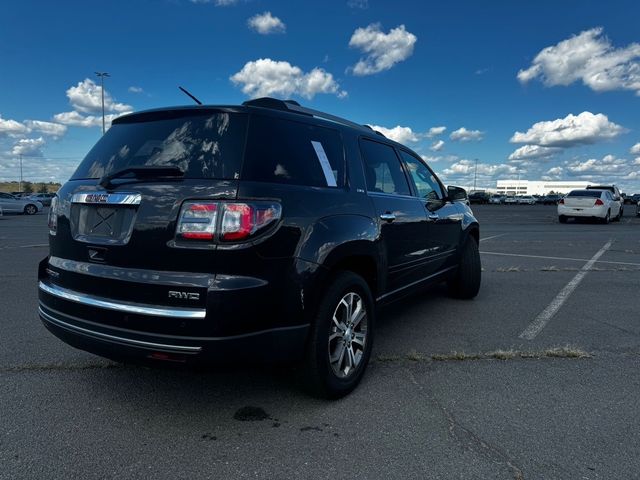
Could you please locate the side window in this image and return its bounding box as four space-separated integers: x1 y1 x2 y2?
359 139 410 196
398 151 444 201
243 115 344 188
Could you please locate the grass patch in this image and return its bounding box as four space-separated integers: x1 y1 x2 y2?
376 354 402 363
406 350 426 362
496 266 522 272
540 265 560 272
431 345 591 362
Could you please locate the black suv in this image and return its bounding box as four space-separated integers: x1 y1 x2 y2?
38 98 480 397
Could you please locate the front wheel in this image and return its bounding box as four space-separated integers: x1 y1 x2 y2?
304 271 374 398
24 204 37 215
448 237 481 299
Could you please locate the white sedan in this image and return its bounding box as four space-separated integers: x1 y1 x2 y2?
517 195 536 205
558 189 622 224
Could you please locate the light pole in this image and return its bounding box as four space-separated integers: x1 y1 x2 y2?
473 158 478 192
19 154 23 193
95 72 110 135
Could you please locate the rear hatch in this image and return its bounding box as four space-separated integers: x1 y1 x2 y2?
47 108 249 308
563 190 602 208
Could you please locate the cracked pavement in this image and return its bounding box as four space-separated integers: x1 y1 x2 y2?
1 206 640 479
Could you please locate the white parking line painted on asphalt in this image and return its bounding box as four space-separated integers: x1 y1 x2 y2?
481 250 640 267
479 234 506 242
0 243 48 250
518 240 613 341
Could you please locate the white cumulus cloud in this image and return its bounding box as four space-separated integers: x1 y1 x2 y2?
230 58 346 99
508 145 561 161
24 120 67 138
450 127 483 142
430 140 445 151
248 12 285 34
0 115 29 136
53 111 125 129
510 111 625 147
66 79 132 114
128 86 144 94
630 143 640 155
11 137 46 156
366 125 418 144
348 24 417 75
518 27 640 96
426 126 446 138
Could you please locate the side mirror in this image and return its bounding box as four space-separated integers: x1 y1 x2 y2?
447 186 468 202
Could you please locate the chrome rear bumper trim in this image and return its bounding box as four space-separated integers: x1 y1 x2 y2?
39 307 202 353
39 281 206 319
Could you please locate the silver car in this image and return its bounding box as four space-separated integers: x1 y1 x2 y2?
0 192 43 215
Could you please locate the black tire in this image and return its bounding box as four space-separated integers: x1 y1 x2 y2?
447 236 481 299
602 210 610 224
24 204 37 215
558 215 567 223
303 271 374 399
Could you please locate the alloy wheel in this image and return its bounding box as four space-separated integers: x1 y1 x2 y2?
328 292 368 378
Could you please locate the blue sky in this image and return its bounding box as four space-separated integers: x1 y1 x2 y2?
1 0 639 191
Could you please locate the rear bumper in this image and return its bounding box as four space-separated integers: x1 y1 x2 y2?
558 205 607 218
38 256 312 364
39 302 309 364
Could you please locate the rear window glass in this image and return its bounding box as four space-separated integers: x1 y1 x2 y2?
567 190 601 197
242 115 344 188
71 112 247 180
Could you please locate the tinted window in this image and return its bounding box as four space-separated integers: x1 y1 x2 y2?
360 139 410 196
567 190 601 197
398 151 443 200
71 112 247 180
243 115 344 187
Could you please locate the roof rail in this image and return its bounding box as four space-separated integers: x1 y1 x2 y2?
242 97 384 136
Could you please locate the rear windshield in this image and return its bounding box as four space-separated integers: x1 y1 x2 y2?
567 190 601 197
71 112 247 180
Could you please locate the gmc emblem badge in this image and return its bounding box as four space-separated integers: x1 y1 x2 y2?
85 194 110 203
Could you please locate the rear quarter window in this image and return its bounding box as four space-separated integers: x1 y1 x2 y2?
242 115 344 188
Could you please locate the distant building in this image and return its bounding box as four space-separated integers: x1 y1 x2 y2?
496 180 590 196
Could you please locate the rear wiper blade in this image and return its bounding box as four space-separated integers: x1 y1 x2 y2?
99 166 184 189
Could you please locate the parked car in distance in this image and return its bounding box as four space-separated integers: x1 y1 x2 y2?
27 193 55 207
586 185 623 217
504 196 518 204
489 194 504 204
38 97 481 398
468 191 491 204
517 195 536 205
626 193 640 205
542 194 563 205
0 192 43 214
558 189 622 223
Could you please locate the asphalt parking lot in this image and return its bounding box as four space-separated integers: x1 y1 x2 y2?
1 205 639 480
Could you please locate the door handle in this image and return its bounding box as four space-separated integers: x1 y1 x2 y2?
380 212 396 222
428 213 439 221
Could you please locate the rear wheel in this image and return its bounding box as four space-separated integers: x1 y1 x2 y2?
602 210 610 224
448 236 481 299
304 271 374 398
23 204 37 215
558 215 567 223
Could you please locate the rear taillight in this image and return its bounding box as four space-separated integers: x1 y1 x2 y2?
176 201 281 244
558 198 564 204
594 198 604 206
48 197 58 235
177 202 218 240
